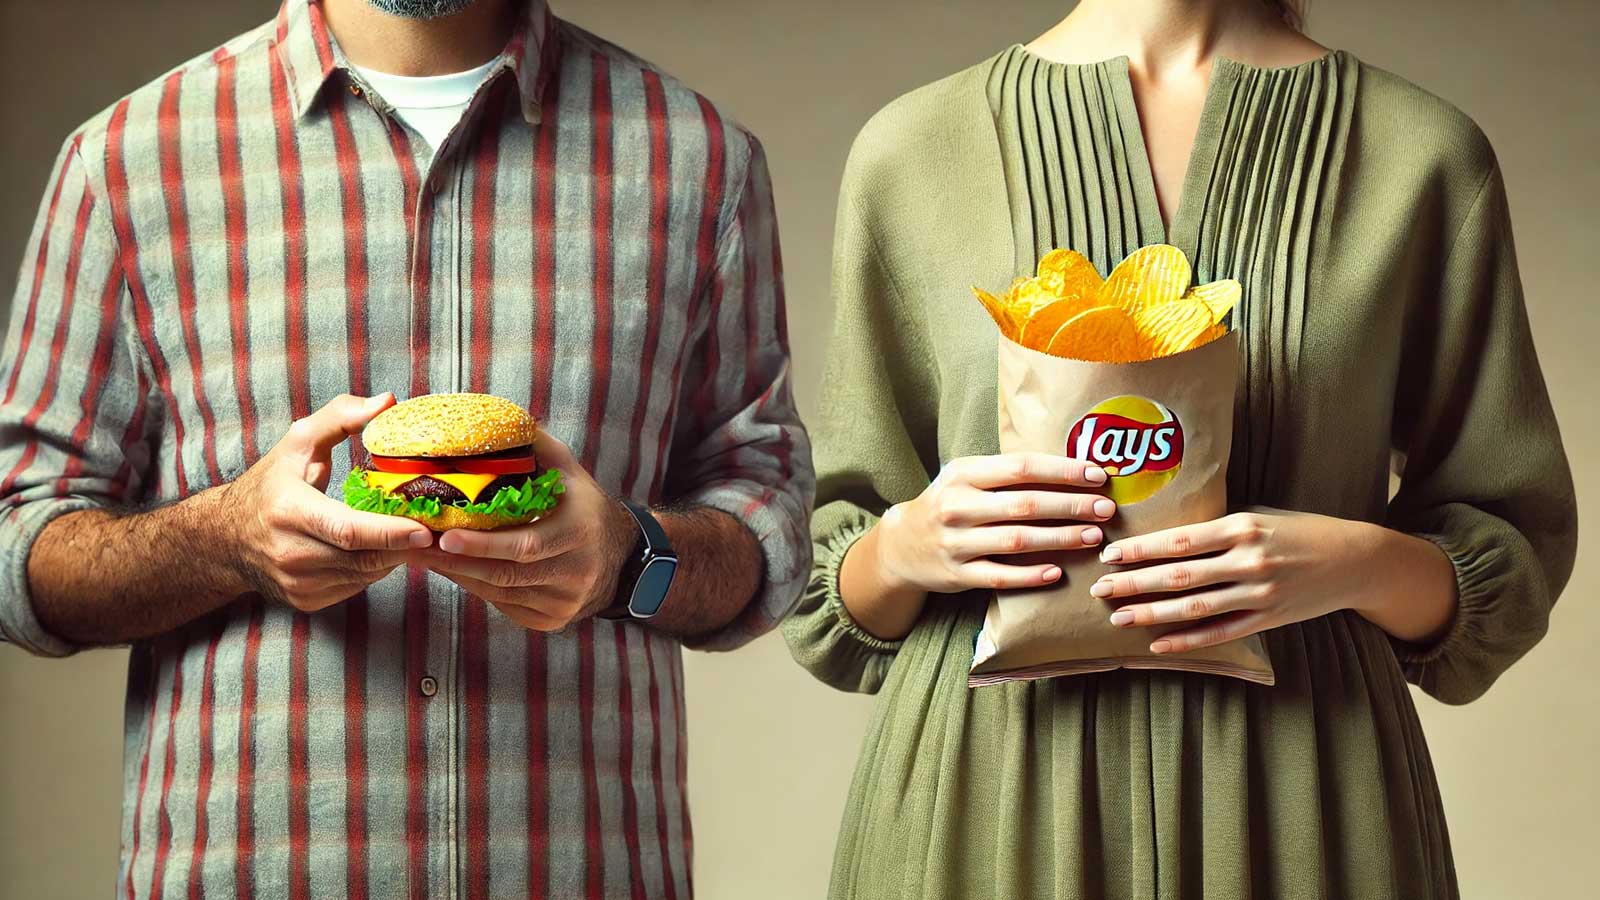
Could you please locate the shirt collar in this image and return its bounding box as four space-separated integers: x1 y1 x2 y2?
274 0 557 124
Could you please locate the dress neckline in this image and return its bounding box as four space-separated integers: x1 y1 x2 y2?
1007 42 1341 76
995 43 1343 247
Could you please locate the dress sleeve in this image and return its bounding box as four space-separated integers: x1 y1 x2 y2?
780 154 942 695
0 136 155 657
1384 162 1578 705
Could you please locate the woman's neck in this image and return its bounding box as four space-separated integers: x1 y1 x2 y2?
1029 0 1325 78
322 0 515 76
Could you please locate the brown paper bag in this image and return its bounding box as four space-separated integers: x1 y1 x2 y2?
968 328 1275 687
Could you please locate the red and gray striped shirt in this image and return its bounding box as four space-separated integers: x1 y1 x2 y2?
0 1 813 897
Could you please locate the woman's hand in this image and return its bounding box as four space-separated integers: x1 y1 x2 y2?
840 453 1115 640
1095 506 1459 654
879 453 1115 592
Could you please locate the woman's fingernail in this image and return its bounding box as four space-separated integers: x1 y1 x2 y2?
1090 579 1114 599
1042 566 1062 584
1150 640 1173 654
1109 610 1134 627
1093 498 1116 518
1084 466 1107 484
1100 545 1122 563
1080 526 1102 545
410 531 433 548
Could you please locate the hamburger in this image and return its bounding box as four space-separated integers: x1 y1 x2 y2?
342 393 564 531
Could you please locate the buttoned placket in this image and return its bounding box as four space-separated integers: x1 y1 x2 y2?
420 72 511 900
344 62 524 899
351 67 466 898
422 121 465 900
433 74 508 900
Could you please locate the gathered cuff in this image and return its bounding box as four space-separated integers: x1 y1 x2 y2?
813 511 904 654
1390 529 1499 670
780 508 903 695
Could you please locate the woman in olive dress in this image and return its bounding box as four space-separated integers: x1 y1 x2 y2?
782 1 1578 897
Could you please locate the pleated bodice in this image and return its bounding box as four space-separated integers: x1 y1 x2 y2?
988 44 1355 507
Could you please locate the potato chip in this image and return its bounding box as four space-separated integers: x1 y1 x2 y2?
1035 249 1076 281
1045 305 1143 362
1019 297 1098 351
1132 297 1214 357
1101 245 1191 314
1186 321 1230 351
971 286 1015 339
1187 279 1241 325
1006 277 1054 318
1036 248 1102 305
975 244 1236 363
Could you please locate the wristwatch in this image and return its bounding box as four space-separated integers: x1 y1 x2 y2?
599 497 678 620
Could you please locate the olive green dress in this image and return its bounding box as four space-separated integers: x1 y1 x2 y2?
782 46 1577 900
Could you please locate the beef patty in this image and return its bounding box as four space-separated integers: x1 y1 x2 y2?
390 471 542 505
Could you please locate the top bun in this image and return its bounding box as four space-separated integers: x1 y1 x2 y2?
363 393 537 458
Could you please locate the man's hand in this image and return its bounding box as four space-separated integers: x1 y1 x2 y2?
224 393 433 612
26 393 434 645
411 433 639 632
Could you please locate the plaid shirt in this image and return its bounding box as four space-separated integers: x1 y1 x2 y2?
0 1 813 897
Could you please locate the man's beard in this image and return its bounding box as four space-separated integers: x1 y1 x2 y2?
366 0 479 20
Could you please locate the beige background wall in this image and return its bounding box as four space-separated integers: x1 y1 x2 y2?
1 1 1594 897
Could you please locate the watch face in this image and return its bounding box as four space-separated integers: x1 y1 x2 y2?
629 557 678 617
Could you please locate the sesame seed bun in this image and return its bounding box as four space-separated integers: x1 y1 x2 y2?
363 393 537 458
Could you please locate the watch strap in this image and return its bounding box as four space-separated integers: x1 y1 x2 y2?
623 497 669 555
598 498 674 620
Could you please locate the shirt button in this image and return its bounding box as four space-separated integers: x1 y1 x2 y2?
419 676 438 697
349 83 362 97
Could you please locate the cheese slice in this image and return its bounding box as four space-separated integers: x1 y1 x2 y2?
362 470 502 504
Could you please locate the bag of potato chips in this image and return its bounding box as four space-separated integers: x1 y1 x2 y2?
967 246 1275 687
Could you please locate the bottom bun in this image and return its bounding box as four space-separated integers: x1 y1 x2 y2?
400 505 544 532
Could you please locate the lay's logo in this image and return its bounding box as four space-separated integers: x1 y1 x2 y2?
1065 396 1183 505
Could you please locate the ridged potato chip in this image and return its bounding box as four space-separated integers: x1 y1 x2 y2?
1046 305 1144 362
1187 279 1241 325
972 244 1237 363
1132 298 1214 358
1101 245 1192 314
1036 248 1102 305
1186 321 1230 351
1019 296 1098 349
1006 277 1054 319
971 286 1016 339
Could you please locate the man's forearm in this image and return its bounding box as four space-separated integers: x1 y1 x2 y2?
27 486 247 646
644 506 763 640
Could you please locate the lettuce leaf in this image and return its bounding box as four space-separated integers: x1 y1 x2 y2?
342 468 564 521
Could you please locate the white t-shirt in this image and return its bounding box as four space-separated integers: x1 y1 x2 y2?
349 58 500 152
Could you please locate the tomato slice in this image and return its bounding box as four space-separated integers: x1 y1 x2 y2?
369 453 538 476
454 453 538 475
369 455 453 475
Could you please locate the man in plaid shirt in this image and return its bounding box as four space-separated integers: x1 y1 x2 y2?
0 0 813 897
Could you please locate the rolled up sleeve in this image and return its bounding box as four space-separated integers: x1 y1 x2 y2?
1 136 153 657
664 134 814 651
